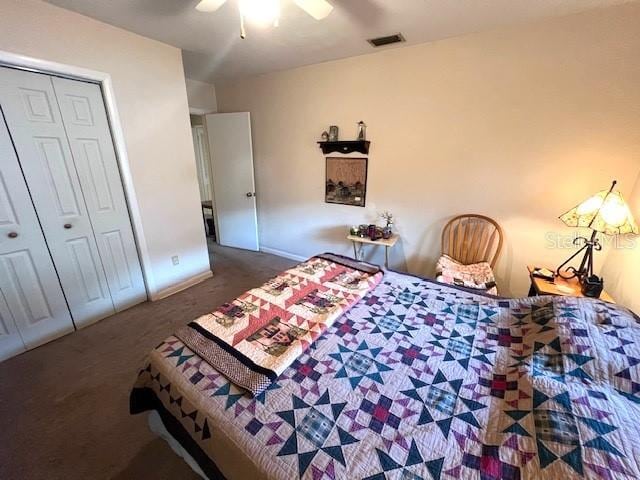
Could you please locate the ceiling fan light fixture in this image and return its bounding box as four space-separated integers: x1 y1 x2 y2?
293 0 333 20
239 0 281 26
194 0 332 39
195 0 227 13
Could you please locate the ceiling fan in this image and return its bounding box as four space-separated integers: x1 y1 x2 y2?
195 0 334 38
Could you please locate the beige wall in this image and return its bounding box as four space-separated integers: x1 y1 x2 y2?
602 174 640 314
0 0 210 296
216 3 640 299
186 78 217 113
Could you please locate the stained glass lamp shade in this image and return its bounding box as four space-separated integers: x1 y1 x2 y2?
556 180 638 282
559 185 638 236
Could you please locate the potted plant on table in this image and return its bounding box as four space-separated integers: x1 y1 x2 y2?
380 211 394 239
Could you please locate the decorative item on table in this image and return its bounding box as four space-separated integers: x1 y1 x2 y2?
320 131 329 142
349 225 359 236
556 180 638 298
357 224 368 237
380 211 394 228
367 224 382 241
380 211 394 239
531 267 554 282
582 275 604 298
325 157 368 207
328 125 339 142
357 121 367 141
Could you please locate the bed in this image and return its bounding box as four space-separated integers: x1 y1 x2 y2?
130 255 640 479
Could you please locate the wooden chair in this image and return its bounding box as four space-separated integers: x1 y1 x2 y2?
441 214 503 268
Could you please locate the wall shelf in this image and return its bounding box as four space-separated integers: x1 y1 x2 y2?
318 140 370 155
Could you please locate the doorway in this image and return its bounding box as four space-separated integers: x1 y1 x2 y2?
191 114 217 248
190 112 259 259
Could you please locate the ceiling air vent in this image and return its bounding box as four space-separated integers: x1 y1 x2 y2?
367 33 406 48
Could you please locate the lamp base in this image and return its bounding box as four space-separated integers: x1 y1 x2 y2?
581 275 604 298
556 230 602 282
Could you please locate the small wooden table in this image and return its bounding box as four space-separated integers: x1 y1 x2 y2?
527 265 615 303
348 234 399 269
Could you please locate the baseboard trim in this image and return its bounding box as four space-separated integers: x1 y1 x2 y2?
260 246 307 262
150 270 213 301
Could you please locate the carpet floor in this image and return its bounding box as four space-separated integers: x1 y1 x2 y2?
0 243 296 480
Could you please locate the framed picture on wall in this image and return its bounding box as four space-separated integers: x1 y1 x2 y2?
325 156 368 207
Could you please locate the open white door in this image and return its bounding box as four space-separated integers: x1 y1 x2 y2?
205 112 259 251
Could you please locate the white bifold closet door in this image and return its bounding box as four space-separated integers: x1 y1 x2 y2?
0 66 145 332
0 112 74 361
51 76 146 312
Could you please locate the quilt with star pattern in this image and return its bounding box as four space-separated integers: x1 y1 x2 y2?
130 267 640 480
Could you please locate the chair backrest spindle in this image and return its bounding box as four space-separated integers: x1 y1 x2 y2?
441 214 503 268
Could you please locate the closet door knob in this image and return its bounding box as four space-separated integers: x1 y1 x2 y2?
64 223 72 229
7 232 18 238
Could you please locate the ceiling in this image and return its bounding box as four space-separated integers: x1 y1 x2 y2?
46 0 634 83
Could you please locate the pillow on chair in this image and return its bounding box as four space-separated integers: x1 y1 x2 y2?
436 254 498 295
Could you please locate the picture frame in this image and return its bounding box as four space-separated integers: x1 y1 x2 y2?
325 156 368 207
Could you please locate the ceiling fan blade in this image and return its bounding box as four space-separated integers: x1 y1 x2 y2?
293 0 333 20
195 0 227 13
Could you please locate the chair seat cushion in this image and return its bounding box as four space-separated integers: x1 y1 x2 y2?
435 254 498 295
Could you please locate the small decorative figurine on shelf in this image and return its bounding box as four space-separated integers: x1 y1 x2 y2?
329 125 339 142
321 131 329 142
349 225 359 236
357 121 367 141
357 224 368 238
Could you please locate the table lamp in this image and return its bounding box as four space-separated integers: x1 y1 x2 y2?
556 180 638 294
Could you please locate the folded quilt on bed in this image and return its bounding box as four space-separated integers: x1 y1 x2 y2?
175 253 383 396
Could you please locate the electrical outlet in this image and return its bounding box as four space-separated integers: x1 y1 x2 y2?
171 255 179 266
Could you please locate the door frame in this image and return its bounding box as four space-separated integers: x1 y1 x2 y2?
0 49 151 300
192 124 213 203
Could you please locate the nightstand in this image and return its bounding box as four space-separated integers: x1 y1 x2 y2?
348 234 398 269
527 265 615 304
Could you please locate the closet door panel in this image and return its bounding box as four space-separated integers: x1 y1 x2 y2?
52 77 146 311
0 112 73 359
0 290 24 361
35 136 83 216
0 66 115 327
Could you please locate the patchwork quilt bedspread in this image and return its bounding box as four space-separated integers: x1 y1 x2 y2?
131 268 640 480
